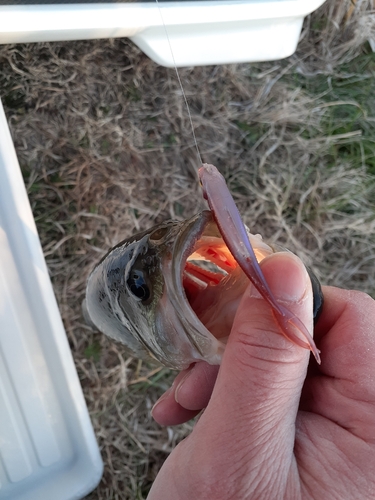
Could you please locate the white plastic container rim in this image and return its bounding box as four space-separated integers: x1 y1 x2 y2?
0 0 328 66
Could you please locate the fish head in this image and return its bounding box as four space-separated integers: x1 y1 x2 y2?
85 211 252 369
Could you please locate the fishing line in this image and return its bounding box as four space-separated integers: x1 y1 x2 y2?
155 0 203 166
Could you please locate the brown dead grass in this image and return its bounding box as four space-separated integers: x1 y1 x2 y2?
1 0 375 497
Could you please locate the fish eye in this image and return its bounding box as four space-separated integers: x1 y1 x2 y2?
127 270 151 302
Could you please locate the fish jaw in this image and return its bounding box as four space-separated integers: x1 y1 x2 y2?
157 211 228 368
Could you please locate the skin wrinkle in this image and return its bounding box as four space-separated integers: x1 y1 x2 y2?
329 337 375 382
209 408 273 455
177 434 244 499
206 269 309 497
296 413 375 499
286 459 303 500
230 360 306 399
230 338 306 380
334 410 375 448
194 397 293 498
321 436 367 496
250 438 295 500
224 453 260 498
295 418 340 499
231 412 295 471
199 454 272 500
223 392 290 437
268 447 295 499
233 321 310 364
251 370 305 392
223 434 286 500
234 337 305 366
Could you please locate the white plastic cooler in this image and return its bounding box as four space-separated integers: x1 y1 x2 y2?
0 100 103 500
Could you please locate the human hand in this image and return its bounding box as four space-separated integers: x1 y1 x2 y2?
148 251 375 499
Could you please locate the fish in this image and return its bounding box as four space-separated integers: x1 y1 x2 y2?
83 164 323 370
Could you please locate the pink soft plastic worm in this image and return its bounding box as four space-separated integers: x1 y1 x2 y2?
198 164 321 364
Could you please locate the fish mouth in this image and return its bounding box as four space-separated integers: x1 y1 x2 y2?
179 212 238 302
159 210 272 364
174 210 237 314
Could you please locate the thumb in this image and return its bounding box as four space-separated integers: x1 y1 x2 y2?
147 252 314 499
194 252 313 482
227 250 313 377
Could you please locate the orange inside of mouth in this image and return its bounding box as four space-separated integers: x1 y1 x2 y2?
181 233 272 309
182 241 237 300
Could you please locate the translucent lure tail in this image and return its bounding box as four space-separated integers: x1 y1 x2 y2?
198 164 321 364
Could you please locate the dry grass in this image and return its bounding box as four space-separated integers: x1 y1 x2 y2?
1 0 375 497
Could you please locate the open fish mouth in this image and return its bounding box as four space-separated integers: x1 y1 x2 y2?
159 209 252 368
170 210 277 347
